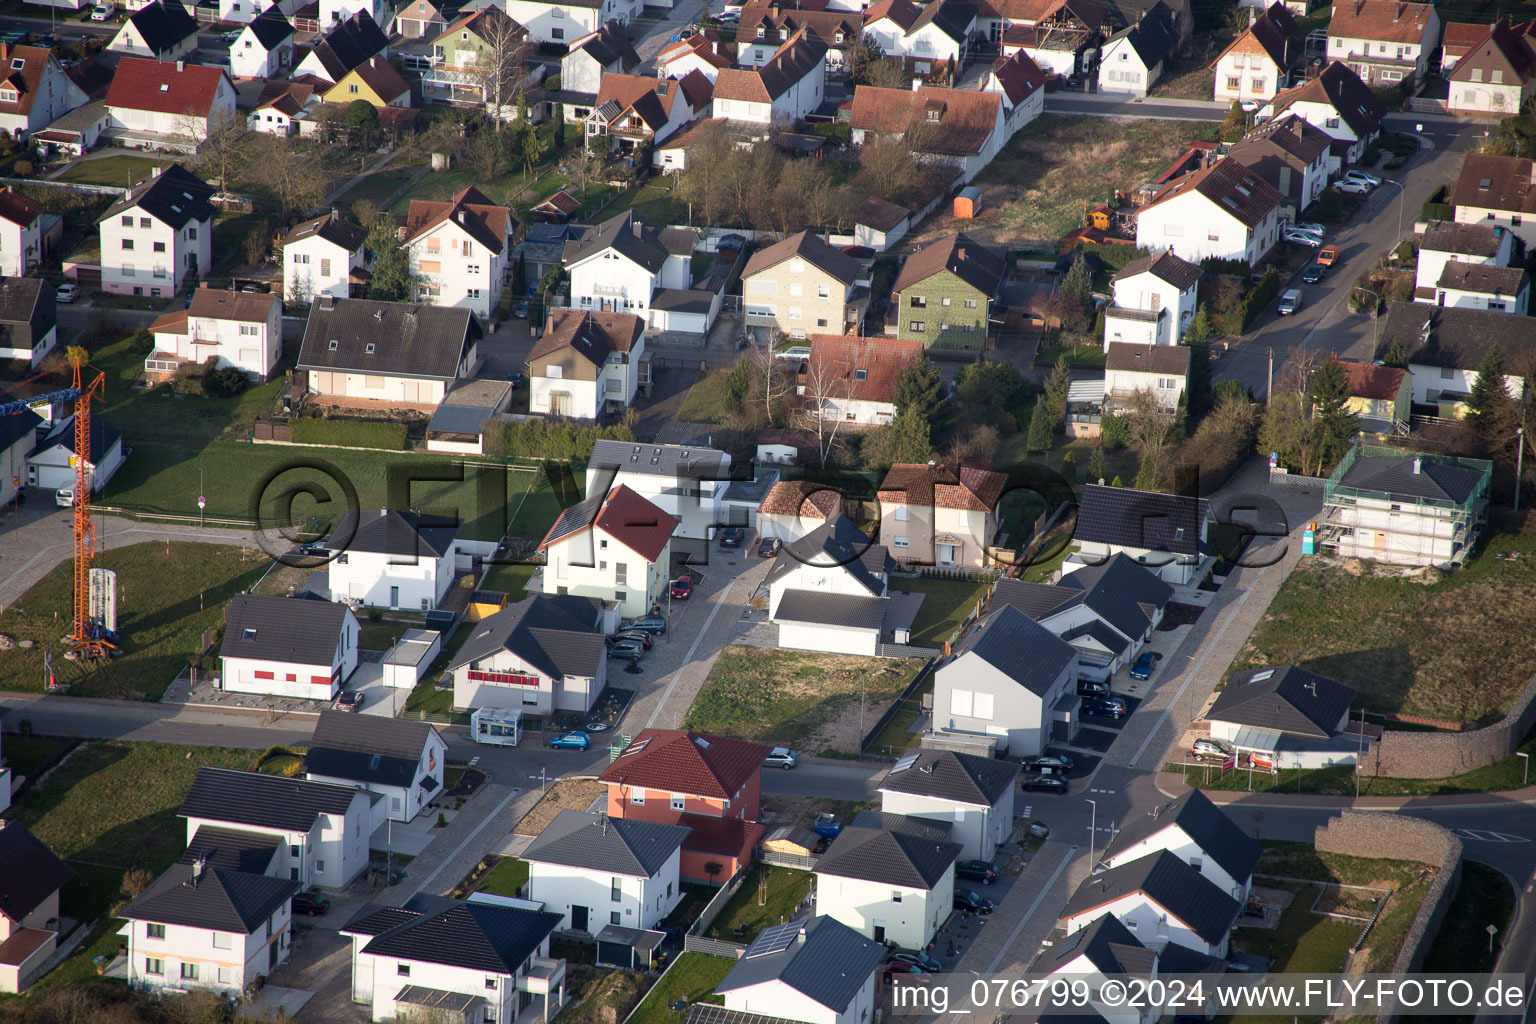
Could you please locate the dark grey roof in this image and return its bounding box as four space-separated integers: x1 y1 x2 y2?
1154 941 1229 976
449 593 605 679
947 604 1077 698
122 863 299 932
563 210 671 273
877 749 1018 806
1060 619 1131 658
1378 301 1536 372
298 298 480 381
219 593 351 666
1106 0 1176 69
0 398 41 455
1054 553 1174 641
101 164 213 229
815 827 961 889
1111 249 1200 290
182 826 283 875
764 824 823 849
29 411 121 467
0 277 55 340
588 439 729 481
0 821 74 921
350 898 563 974
1061 850 1239 946
522 810 690 876
1053 913 1156 978
650 288 715 313
179 766 364 833
987 578 1077 620
542 491 602 547
308 10 388 81
772 590 888 629
342 893 455 936
910 0 975 42
1419 220 1506 258
126 0 198 56
326 507 459 557
1102 789 1261 887
1207 665 1356 739
396 987 481 1014
849 810 953 840
765 515 889 596
1074 484 1209 557
742 229 863 286
717 916 886 1012
305 712 442 787
246 9 295 49
1336 452 1489 505
285 210 367 251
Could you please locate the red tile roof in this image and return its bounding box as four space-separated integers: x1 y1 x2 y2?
988 49 1047 106
105 56 227 117
1442 20 1489 59
1212 1 1293 67
1328 0 1435 45
713 27 825 102
403 185 512 256
879 463 1007 512
0 46 55 118
599 729 772 801
595 484 678 562
1336 359 1406 400
0 186 41 227
1139 156 1282 228
677 812 764 856
805 334 924 404
760 479 843 518
849 84 1001 157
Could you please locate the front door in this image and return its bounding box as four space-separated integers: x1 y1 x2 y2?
873 923 886 943
390 585 400 606
572 905 589 931
939 544 957 566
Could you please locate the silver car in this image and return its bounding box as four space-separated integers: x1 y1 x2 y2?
763 747 799 770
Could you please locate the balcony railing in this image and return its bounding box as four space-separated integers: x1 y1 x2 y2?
519 957 565 995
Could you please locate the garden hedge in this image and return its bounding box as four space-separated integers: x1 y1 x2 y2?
291 418 409 450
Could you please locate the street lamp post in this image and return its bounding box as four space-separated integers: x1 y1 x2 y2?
1086 798 1097 870
1515 427 1525 511
1518 751 1529 787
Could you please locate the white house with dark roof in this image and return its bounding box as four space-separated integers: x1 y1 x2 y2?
1135 158 1282 266
814 827 961 948
218 593 359 700
523 810 689 932
585 438 730 542
230 10 295 79
933 604 1079 757
1427 263 1530 314
0 403 40 515
1261 61 1386 172
1060 850 1240 956
862 0 974 69
1100 789 1260 902
449 594 608 714
297 297 482 409
1205 665 1357 767
528 310 648 421
1375 303 1533 413
876 749 1018 862
283 210 368 303
1414 221 1516 300
1105 251 1200 349
27 410 124 493
1064 484 1212 585
0 275 57 368
304 710 448 825
561 22 640 94
712 916 887 1024
1046 914 1157 1024
293 11 389 85
1097 1 1178 96
538 484 678 619
766 516 891 656
147 286 282 381
563 210 697 323
97 163 215 297
0 820 73 994
0 190 43 280
340 894 566 1024
324 507 460 611
1104 342 1190 415
108 0 199 60
179 766 372 888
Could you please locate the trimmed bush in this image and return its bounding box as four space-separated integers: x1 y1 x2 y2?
486 418 635 460
291 418 409 450
1199 256 1251 276
1079 242 1149 272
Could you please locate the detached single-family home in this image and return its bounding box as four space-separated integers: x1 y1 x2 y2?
888 232 1004 348
97 163 214 297
1376 301 1534 411
713 916 887 1024
0 45 86 140
1225 113 1332 222
814 827 961 948
736 2 860 68
294 11 390 85
148 286 282 381
304 712 449 825
449 593 608 714
1135 157 1282 266
585 70 713 153
423 8 529 114
230 10 296 78
392 0 450 38
1212 2 1295 103
324 507 460 611
1061 850 1240 956
218 594 359 701
766 516 892 656
798 334 923 425
1100 789 1261 902
757 479 843 543
1415 221 1516 301
1426 262 1530 314
506 0 644 45
0 401 40 512
862 0 975 71
283 210 368 303
403 186 513 320
528 310 647 420
538 484 678 619
711 29 825 124
1205 664 1357 761
993 0 1106 76
876 750 1017 862
246 81 319 136
0 276 57 368
1446 18 1536 116
562 210 698 321
849 85 1003 184
1452 152 1536 249
983 49 1047 141
27 411 124 493
524 810 689 932
1098 1 1178 96
108 0 199 60
1066 484 1211 584
1103 250 1200 349
103 57 237 152
877 462 1006 569
1326 0 1440 88
1335 358 1411 432
179 766 372 889
1104 342 1189 414
340 896 565 1024
296 297 482 409
562 22 640 94
0 821 73 994
1262 61 1385 172
1045 915 1157 1024
655 32 732 81
585 439 729 542
742 229 869 341
322 54 411 109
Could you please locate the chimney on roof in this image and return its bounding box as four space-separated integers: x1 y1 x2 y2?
176 60 184 72
188 856 206 886
771 2 780 15
631 219 642 239
1412 457 1421 474
957 247 966 260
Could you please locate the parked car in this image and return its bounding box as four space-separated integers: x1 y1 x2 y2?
670 576 693 600
1283 228 1323 248
1292 221 1325 236
812 812 843 839
1301 263 1325 284
1076 679 1109 697
1336 178 1374 195
1342 169 1382 187
1130 651 1161 679
1192 737 1234 760
1023 754 1073 773
719 526 745 548
514 301 529 319
613 629 653 650
884 962 925 982
625 614 667 635
1021 775 1069 794
889 950 942 973
55 283 79 303
607 639 646 660
1084 696 1127 719
291 892 329 916
1028 821 1051 838
955 860 998 885
774 346 811 361
1317 245 1340 266
758 537 781 558
507 371 525 388
763 747 799 770
953 889 995 915
334 690 362 712
54 487 74 508
548 731 591 750
1277 288 1303 315
90 1 116 16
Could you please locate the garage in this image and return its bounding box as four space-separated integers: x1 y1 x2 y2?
595 925 666 971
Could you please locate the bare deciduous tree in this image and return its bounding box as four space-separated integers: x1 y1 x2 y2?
1124 387 1177 490
567 144 604 199
186 114 252 191
471 9 530 122
745 331 793 424
797 350 852 467
256 136 328 219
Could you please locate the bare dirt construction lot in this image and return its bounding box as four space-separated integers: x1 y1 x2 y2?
513 779 606 837
760 795 876 831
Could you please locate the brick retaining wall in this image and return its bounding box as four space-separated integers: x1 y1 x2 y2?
1370 673 1536 779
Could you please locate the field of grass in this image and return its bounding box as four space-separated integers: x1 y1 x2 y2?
1230 531 1536 721
57 155 176 188
626 953 734 1024
1233 882 1362 976
2 734 73 778
480 562 535 601
1034 342 1107 368
677 370 732 425
475 857 529 897
703 864 813 942
334 168 418 213
1416 861 1514 981
896 577 990 647
0 543 266 700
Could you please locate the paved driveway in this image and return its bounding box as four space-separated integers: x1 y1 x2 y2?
267 926 367 1024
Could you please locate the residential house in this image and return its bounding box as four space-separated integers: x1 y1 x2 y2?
1097 1 1178 96
294 12 389 85
1314 441 1492 568
933 603 1079 757
1226 113 1331 222
851 195 911 251
26 411 124 493
736 2 860 68
814 827 961 948
766 516 892 656
1104 0 1193 46
800 333 923 424
757 479 843 542
122 860 299 996
562 22 639 94
1376 301 1534 412
1446 19 1536 115
983 49 1046 141
323 54 411 109
1205 664 1359 763
1212 3 1295 104
0 276 56 367
340 896 565 1024
179 766 372 888
876 750 1018 861
1451 152 1536 248
218 594 359 701
712 29 825 125
296 297 482 408
1100 789 1261 902
1335 358 1411 432
877 462 1006 569
1134 157 1282 266
888 232 1004 348
103 57 235 151
1064 484 1212 584
1103 250 1200 349
320 0 386 30
448 594 608 714
0 45 88 140
323 507 460 610
1044 915 1158 1024
713 917 886 1024
1104 342 1189 414
862 0 975 73
246 81 319 135
0 402 40 511
1060 850 1240 956
1441 20 1488 71
562 209 696 319
528 310 647 420
0 821 73 994
531 190 582 224
524 810 689 931
147 286 282 381
283 210 368 303
1262 61 1385 172
108 0 198 60
303 712 449 825
393 0 451 38
403 185 513 320
1415 221 1516 299
230 10 296 78
1326 0 1440 88
992 0 1107 76
538 484 678 618
741 229 869 341
214 0 304 24
506 0 644 44
849 85 1004 184
1426 262 1530 314
585 439 729 542
96 164 214 297
655 32 731 81
424 8 529 113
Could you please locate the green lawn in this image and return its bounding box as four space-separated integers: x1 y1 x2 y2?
360 622 411 651
1 734 73 778
335 168 418 213
626 953 734 1024
475 857 529 897
212 212 274 267
1232 883 1361 976
703 864 812 942
677 370 733 425
601 180 688 228
57 155 176 188
404 621 475 714
480 562 535 601
1034 342 1107 368
1416 861 1515 982
896 577 990 647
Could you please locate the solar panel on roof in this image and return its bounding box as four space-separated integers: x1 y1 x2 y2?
1055 930 1085 959
1250 668 1275 681
620 737 651 756
890 754 919 774
745 920 801 959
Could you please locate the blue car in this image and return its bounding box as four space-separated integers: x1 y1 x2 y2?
549 731 591 750
1130 652 1160 680
813 814 843 839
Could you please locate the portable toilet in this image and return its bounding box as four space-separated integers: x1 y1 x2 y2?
954 187 982 219
1302 520 1316 555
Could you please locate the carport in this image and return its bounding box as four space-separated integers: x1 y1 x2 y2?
595 925 666 971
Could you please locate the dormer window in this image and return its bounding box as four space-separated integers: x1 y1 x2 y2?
9 58 21 70
834 31 843 42
0 89 16 103
779 27 787 39
328 340 339 350
756 25 764 37
365 343 376 354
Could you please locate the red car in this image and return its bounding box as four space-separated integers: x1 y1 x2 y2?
670 576 693 600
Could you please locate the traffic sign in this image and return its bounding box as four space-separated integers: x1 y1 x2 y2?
197 496 206 509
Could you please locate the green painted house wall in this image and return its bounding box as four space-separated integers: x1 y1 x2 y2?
893 268 989 350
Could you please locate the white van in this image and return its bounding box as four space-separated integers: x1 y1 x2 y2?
55 487 75 507
1278 289 1302 315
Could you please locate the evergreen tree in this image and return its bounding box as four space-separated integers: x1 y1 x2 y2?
1087 444 1106 482
892 354 953 442
1382 337 1408 369
1044 355 1072 423
1134 454 1157 490
1110 474 1123 487
512 252 527 296
1468 342 1511 416
1184 307 1212 347
1060 451 1078 482
891 410 933 463
1026 401 1054 453
1307 357 1358 469
1060 253 1092 308
1184 339 1212 419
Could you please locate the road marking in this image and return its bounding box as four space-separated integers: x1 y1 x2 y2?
1452 829 1530 844
644 572 739 730
1089 788 1115 794
1020 805 1031 816
405 786 522 898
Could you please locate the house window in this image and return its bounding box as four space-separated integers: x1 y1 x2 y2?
894 505 909 521
893 536 909 548
218 967 233 985
153 242 166 253
1226 76 1239 89
631 790 645 805
146 924 165 940
611 911 622 925
140 217 151 228
616 564 627 584
122 240 134 250
950 688 973 716
965 299 976 308
120 215 132 226
671 794 685 810
316 859 325 872
212 933 231 949
611 878 623 901
145 958 164 976
909 321 924 332
190 227 198 240
942 297 951 307
399 964 411 977
290 845 300 857
892 891 903 903
1441 366 1453 378
181 963 199 981
910 295 926 308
